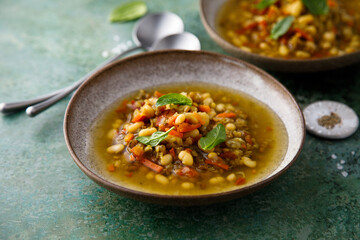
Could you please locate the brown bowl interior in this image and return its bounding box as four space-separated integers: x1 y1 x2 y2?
199 0 360 72
64 50 305 206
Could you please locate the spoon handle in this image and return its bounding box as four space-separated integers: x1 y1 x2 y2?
26 46 142 117
0 46 141 115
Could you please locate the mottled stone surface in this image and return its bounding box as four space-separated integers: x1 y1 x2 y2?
0 0 359 239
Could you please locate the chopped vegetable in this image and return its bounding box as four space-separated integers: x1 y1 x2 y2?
130 145 144 158
235 177 246 185
205 158 230 170
216 112 237 118
107 164 116 172
177 123 202 133
169 130 183 138
140 158 164 173
132 114 147 123
198 105 211 113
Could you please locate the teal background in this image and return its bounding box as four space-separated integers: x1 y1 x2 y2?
1 0 359 239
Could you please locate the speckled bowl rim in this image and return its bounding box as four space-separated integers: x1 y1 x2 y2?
64 50 305 205
199 0 360 66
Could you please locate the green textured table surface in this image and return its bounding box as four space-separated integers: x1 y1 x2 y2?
1 0 359 239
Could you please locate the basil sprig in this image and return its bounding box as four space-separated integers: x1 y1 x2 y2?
270 16 295 40
199 124 226 151
302 0 329 15
136 127 175 147
109 1 147 23
155 93 192 107
255 0 277 10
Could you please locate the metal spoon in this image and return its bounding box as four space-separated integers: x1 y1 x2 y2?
0 12 184 114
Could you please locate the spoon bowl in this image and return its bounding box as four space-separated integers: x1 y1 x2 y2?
152 32 201 51
134 12 184 49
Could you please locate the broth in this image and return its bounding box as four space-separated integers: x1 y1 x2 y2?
87 83 288 195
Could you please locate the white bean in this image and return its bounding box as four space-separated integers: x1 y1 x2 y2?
126 121 144 133
161 154 173 166
226 173 236 182
209 176 225 184
138 127 157 136
181 182 195 190
175 114 186 125
155 174 169 185
242 157 257 168
106 144 125 154
178 151 193 166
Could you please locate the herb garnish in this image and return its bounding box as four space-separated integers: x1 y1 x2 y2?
199 124 226 151
302 0 329 15
155 93 192 107
270 16 295 40
109 1 147 23
136 127 175 147
255 0 277 10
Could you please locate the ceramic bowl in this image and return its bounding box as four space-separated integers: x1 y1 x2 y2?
64 50 305 206
199 0 360 72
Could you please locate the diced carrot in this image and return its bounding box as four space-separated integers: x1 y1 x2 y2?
235 177 246 185
130 145 144 158
241 144 247 149
220 152 237 160
193 112 205 125
170 148 176 158
216 112 237 118
185 148 192 153
169 130 183 138
124 133 134 143
176 166 199 178
132 114 147 123
205 159 230 170
178 123 202 133
167 114 178 126
154 90 165 98
198 105 211 113
140 158 163 173
107 164 116 172
130 155 135 162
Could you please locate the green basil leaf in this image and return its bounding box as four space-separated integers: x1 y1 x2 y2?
155 93 192 107
136 127 175 147
109 1 147 23
199 124 226 151
302 0 329 15
270 16 295 40
255 0 277 10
